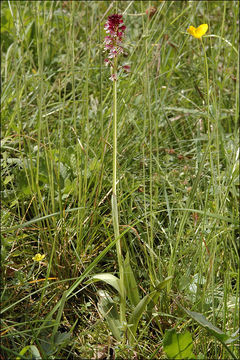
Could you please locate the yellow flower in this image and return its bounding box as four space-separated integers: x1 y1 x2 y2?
187 24 208 39
32 253 45 262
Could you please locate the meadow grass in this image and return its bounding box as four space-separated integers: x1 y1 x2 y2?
1 1 239 359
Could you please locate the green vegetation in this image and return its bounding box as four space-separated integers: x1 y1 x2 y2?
1 1 239 359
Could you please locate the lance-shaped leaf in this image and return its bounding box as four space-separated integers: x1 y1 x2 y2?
147 276 173 318
182 308 239 360
183 308 229 343
124 252 140 307
86 273 121 295
225 328 239 344
155 276 174 291
98 290 122 341
127 290 157 345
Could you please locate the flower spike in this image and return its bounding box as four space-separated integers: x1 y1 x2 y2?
104 13 130 79
104 14 126 60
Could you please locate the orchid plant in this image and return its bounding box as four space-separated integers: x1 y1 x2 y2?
87 13 172 345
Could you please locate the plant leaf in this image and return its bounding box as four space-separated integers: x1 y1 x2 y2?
163 329 195 359
155 276 174 291
87 273 121 295
147 276 173 318
52 290 67 341
124 252 140 307
183 308 229 343
127 291 157 345
17 345 42 360
54 331 72 346
98 290 122 341
225 328 239 344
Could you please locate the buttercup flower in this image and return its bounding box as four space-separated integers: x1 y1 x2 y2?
32 253 45 262
187 24 208 39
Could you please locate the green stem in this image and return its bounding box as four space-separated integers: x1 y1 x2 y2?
201 38 210 135
111 58 126 328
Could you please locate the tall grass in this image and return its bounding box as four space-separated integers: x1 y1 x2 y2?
1 1 239 358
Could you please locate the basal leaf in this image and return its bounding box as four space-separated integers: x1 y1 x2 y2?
147 276 173 318
183 308 229 343
87 273 121 295
127 291 157 345
124 252 140 307
98 290 122 341
163 329 195 359
54 331 71 346
154 276 174 291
